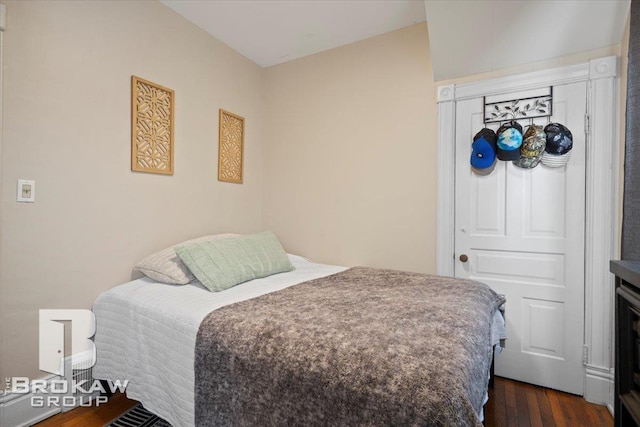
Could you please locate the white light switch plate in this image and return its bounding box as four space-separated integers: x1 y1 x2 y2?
17 179 35 203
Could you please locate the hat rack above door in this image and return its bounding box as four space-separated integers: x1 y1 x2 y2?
483 86 553 126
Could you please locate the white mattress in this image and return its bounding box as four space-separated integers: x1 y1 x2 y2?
93 256 506 427
92 255 347 427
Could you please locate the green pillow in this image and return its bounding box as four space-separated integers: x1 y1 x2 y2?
174 231 295 292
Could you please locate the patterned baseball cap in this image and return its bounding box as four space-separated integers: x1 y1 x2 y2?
541 122 573 168
513 125 546 169
496 121 523 161
544 123 572 155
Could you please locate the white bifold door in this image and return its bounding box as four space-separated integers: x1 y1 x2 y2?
454 82 586 394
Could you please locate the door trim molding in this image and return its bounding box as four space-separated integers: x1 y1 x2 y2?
436 55 620 407
435 88 456 275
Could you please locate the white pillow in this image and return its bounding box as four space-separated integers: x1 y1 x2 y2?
133 234 239 284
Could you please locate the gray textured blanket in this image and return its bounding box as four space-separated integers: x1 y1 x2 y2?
195 267 505 427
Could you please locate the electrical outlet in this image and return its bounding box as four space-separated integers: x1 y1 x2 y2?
17 179 35 203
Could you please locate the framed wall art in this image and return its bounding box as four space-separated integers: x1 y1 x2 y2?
218 109 244 183
131 76 174 175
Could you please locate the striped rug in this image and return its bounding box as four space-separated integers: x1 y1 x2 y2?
106 403 171 427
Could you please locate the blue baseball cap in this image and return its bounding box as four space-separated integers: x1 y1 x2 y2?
471 128 497 173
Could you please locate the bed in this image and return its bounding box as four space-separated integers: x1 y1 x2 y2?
93 253 505 427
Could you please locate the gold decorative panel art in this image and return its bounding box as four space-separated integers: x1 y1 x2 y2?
218 109 244 183
131 76 174 175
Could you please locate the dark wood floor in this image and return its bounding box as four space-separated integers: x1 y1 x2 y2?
484 378 613 427
35 377 613 427
34 392 137 427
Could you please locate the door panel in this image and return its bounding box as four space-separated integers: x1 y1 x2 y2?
522 298 565 358
470 168 506 235
454 82 586 394
472 250 564 286
523 169 566 237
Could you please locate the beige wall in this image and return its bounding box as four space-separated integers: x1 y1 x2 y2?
0 1 265 380
262 23 437 274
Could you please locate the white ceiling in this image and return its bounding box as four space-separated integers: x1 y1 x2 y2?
160 0 427 68
425 0 631 81
161 0 630 79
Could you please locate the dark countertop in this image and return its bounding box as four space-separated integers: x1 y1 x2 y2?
611 260 640 288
